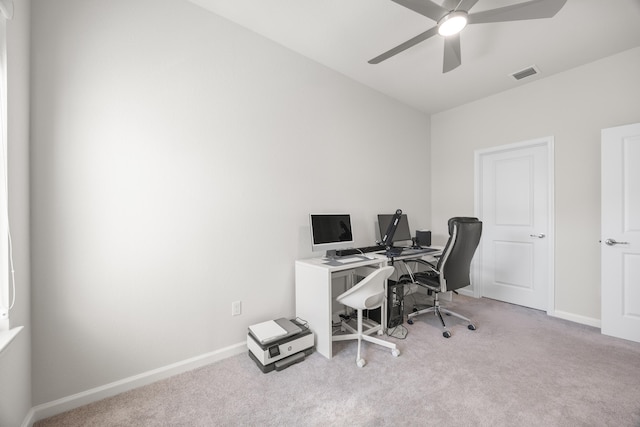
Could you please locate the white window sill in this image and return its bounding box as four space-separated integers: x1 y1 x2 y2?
0 326 24 356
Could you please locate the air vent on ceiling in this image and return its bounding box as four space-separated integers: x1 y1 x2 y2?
511 65 540 81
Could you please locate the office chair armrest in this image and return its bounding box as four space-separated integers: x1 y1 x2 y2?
401 258 439 274
399 260 416 283
398 259 440 287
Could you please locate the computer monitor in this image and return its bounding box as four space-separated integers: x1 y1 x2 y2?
378 213 412 246
309 214 354 255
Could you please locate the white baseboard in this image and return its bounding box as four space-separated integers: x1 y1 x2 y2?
456 289 474 298
23 341 247 427
457 291 600 329
440 289 600 330
548 310 601 329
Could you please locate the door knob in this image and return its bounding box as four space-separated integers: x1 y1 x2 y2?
604 238 629 246
529 233 545 238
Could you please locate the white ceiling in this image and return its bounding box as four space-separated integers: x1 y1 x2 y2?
189 0 640 115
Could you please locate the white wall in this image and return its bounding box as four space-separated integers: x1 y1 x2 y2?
0 0 32 426
30 0 430 404
431 47 640 322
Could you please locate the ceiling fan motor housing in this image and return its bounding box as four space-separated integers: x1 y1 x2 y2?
438 11 468 36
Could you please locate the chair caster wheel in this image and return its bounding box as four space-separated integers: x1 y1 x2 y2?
357 358 366 368
412 307 418 312
407 318 414 325
377 330 384 336
443 331 452 338
392 349 400 357
468 324 476 331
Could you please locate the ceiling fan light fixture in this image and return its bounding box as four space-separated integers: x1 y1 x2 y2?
438 11 468 36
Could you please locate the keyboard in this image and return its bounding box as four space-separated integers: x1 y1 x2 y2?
358 245 386 253
386 246 404 257
334 245 384 257
386 247 438 257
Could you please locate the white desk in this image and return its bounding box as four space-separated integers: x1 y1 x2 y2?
295 247 443 359
295 255 388 359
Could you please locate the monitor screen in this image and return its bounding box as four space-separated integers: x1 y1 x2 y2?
378 213 412 245
309 214 354 254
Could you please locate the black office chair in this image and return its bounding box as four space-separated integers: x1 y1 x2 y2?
398 217 482 338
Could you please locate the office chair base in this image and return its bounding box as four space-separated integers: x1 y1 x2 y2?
334 319 400 366
406 305 476 338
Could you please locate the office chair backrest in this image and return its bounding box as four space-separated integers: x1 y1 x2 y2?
438 217 482 293
447 216 479 236
336 266 395 311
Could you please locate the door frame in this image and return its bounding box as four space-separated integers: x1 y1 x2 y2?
473 137 555 315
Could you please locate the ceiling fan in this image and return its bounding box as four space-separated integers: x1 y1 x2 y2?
369 0 568 73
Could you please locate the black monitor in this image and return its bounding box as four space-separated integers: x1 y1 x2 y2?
309 214 354 255
378 213 412 246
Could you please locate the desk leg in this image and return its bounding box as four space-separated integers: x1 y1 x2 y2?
295 263 333 359
382 278 388 333
295 259 388 359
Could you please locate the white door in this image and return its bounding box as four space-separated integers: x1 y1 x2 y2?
475 137 553 311
601 123 640 343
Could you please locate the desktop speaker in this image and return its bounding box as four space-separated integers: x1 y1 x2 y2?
416 230 431 247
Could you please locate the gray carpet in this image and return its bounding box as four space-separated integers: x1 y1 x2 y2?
35 296 640 426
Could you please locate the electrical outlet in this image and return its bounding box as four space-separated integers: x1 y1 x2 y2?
232 301 242 316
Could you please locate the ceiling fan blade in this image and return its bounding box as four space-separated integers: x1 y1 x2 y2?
458 0 480 12
443 0 480 12
369 26 439 64
392 0 449 22
468 0 568 24
442 34 461 73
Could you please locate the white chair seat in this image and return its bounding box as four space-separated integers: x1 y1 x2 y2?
334 266 400 367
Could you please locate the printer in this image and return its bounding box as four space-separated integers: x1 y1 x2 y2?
247 318 314 373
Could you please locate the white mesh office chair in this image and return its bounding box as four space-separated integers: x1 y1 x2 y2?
333 266 400 367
